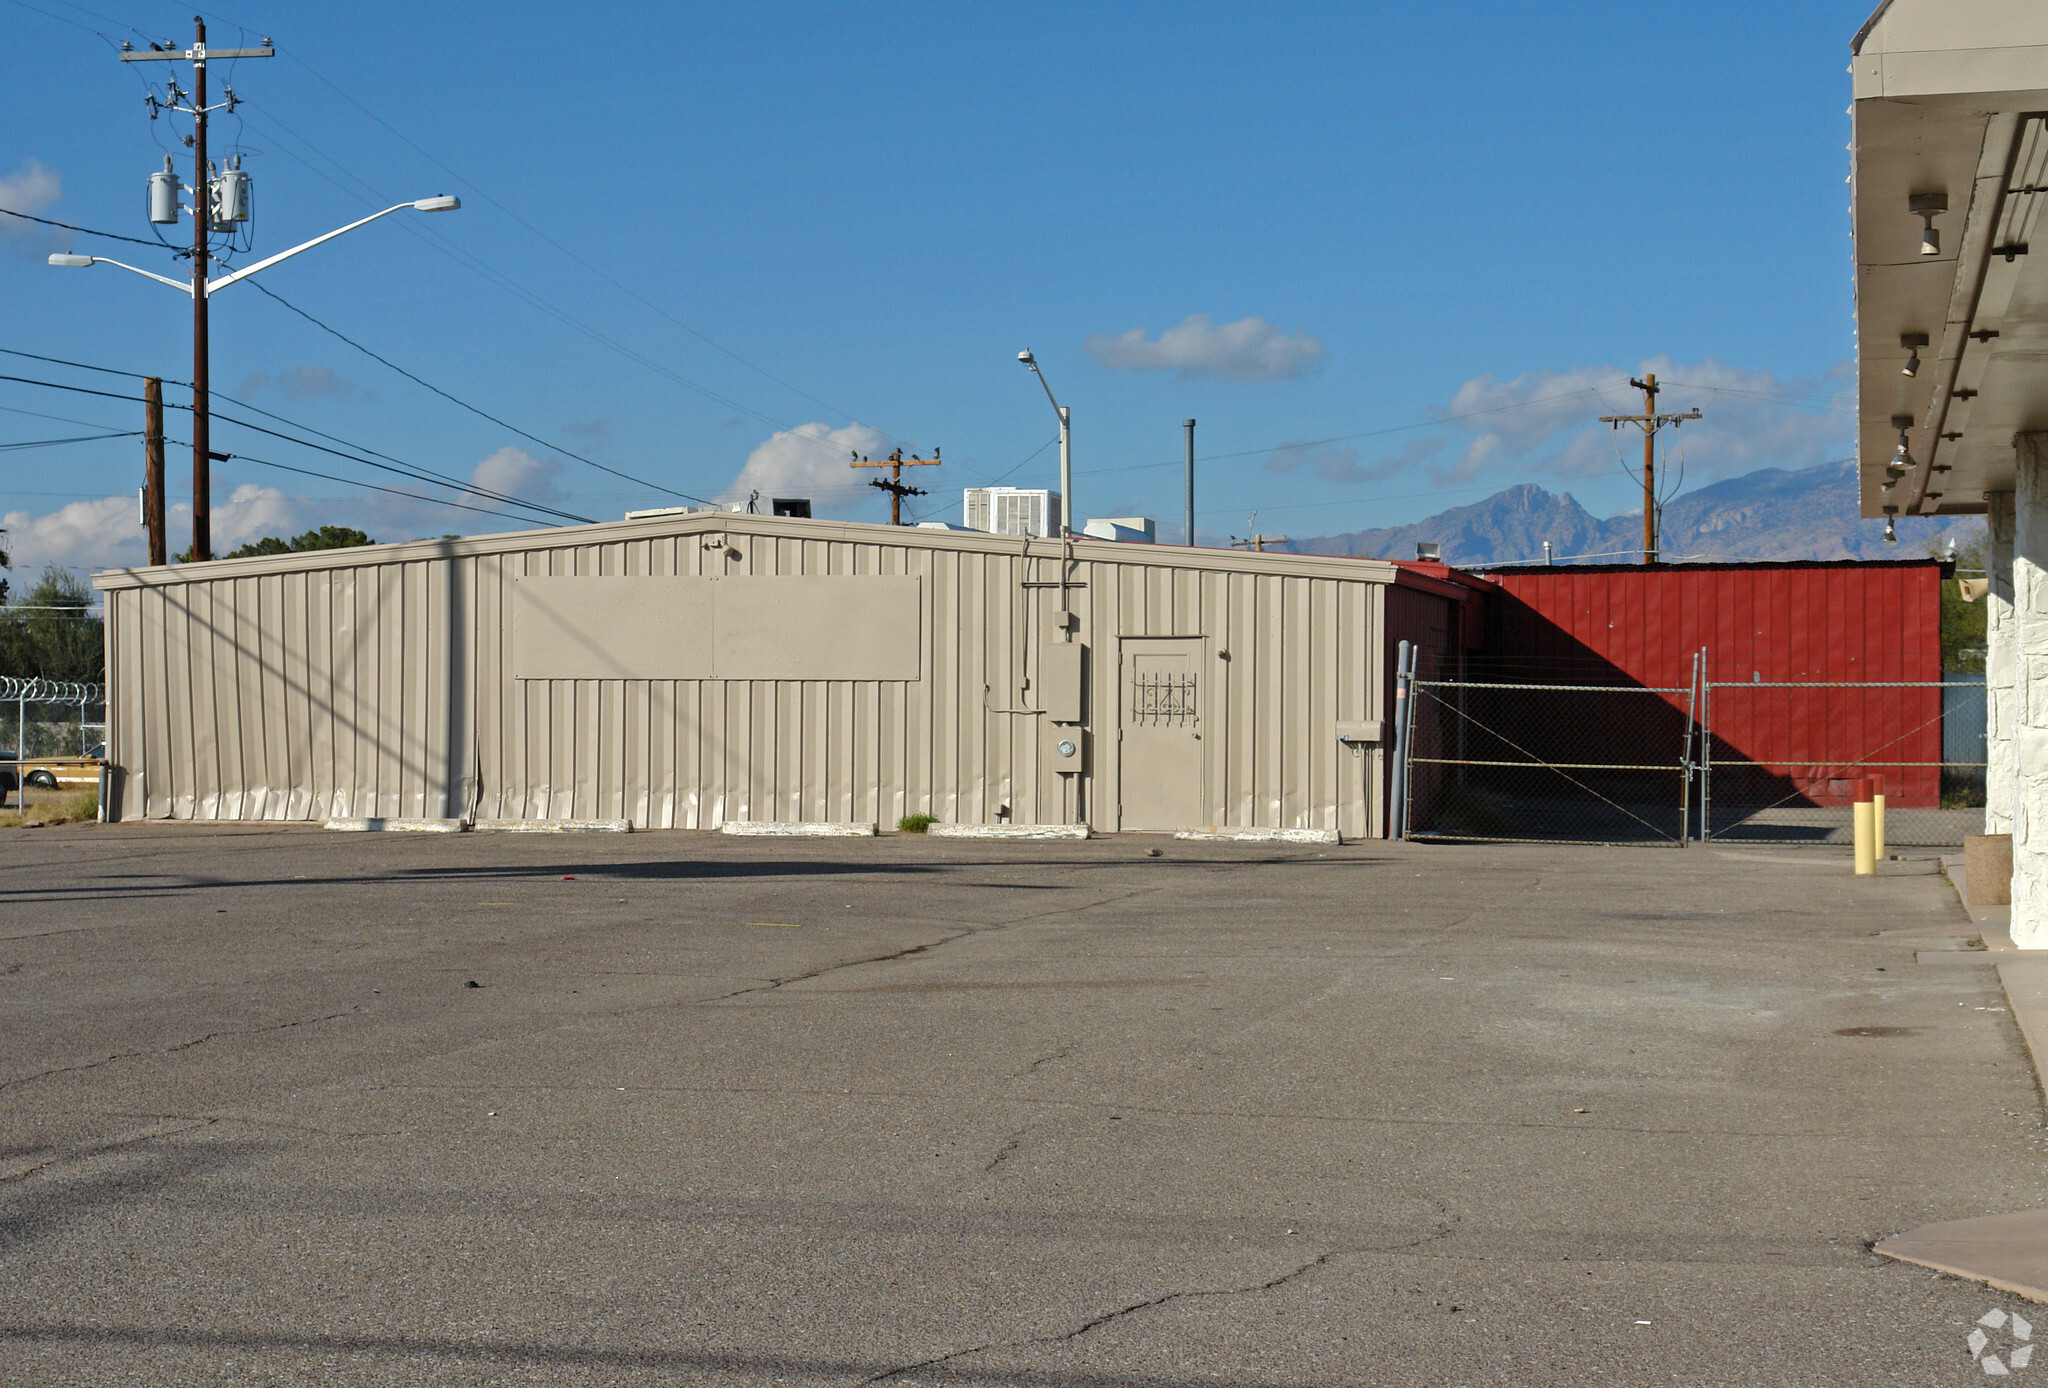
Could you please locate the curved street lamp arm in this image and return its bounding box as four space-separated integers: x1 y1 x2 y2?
205 201 417 295
74 256 196 295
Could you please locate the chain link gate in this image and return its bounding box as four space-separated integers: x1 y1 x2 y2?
1701 680 1986 846
1396 664 1988 849
1403 679 1696 843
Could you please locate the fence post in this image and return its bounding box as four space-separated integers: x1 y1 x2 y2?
1699 648 1712 842
1390 640 1413 840
1680 649 1701 846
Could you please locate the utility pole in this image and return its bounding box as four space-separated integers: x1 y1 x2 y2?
850 447 941 525
143 377 166 565
121 18 273 560
1598 372 1700 564
1230 512 1288 553
1183 418 1196 547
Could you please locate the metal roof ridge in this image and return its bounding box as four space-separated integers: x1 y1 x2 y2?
92 511 1407 589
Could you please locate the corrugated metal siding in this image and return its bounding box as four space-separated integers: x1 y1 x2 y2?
99 519 1422 837
1474 561 1947 807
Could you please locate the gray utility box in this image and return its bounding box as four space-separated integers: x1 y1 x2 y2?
1040 642 1086 724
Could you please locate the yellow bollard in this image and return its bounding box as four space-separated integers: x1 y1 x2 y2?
1853 777 1876 875
1872 772 1886 861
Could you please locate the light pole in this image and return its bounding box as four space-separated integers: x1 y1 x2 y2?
51 195 459 558
1016 349 1070 538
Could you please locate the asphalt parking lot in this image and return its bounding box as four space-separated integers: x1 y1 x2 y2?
1 825 2042 1386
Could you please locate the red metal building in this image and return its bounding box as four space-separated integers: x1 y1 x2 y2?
1464 559 1948 807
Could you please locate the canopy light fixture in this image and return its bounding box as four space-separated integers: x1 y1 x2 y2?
1884 514 1898 544
1900 331 1929 378
1910 191 1948 255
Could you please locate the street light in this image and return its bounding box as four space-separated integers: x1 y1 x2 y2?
49 195 459 558
1017 349 1070 538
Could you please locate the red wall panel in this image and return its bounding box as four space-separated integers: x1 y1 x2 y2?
1472 561 1947 807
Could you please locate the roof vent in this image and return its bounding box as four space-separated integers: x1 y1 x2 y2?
1415 542 1442 562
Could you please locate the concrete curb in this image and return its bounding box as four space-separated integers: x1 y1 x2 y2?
470 818 632 834
719 821 876 837
1174 827 1341 845
323 818 466 833
1999 958 2048 1087
926 824 1090 840
1875 1208 2048 1305
1887 873 2048 1302
1942 854 2016 946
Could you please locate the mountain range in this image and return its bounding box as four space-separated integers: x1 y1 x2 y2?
1278 459 1980 566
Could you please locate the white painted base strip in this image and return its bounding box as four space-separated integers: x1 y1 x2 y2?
324 817 467 833
1174 826 1341 845
719 821 876 837
926 823 1090 840
470 818 632 834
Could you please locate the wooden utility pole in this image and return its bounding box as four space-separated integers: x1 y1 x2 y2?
850 447 941 525
1598 372 1700 563
1229 513 1288 552
143 376 166 565
121 18 273 560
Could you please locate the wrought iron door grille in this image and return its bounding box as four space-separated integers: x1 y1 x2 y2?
1131 673 1197 725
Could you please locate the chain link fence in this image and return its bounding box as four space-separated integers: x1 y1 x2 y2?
1400 673 1987 848
0 677 106 804
1702 680 1984 846
1405 680 1696 843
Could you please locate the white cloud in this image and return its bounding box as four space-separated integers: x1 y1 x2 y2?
471 446 562 506
1085 314 1326 381
0 158 66 255
1433 356 1853 493
720 421 892 518
1266 436 1443 485
237 366 355 401
3 495 144 574
2 446 579 576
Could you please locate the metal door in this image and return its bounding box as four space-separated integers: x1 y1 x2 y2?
1119 638 1204 830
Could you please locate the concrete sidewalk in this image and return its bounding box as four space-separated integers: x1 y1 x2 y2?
0 827 2042 1385
1872 860 2048 1306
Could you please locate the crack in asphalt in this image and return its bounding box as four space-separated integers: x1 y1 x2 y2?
982 1128 1027 1172
1015 1047 1069 1076
710 930 979 1001
0 1012 352 1093
863 1204 1462 1382
708 885 1175 1004
336 1079 1847 1139
0 1117 219 1186
861 1249 1348 1383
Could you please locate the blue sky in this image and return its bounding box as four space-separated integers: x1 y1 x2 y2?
2 0 1874 571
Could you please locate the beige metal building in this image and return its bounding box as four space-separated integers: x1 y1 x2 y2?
93 512 1459 836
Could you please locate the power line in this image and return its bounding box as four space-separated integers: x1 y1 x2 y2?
0 205 165 247
0 431 140 452
165 437 565 525
201 412 594 524
1 343 577 518
1074 387 1612 477
233 99 883 467
0 346 178 381
0 373 151 406
242 279 716 508
0 367 587 524
0 401 127 430
274 53 881 433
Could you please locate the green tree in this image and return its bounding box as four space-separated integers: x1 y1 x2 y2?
1939 533 1988 674
217 525 378 560
0 570 103 682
